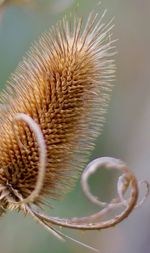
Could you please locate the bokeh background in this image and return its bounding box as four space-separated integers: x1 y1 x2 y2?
0 0 150 253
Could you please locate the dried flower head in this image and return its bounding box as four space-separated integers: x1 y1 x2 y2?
0 8 115 203
0 6 149 251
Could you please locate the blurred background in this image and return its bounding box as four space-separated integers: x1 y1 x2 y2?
0 0 150 252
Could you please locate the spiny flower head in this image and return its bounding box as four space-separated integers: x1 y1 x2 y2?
0 10 115 207
0 7 148 252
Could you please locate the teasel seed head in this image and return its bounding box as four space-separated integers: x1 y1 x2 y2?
0 6 149 251
0 9 115 206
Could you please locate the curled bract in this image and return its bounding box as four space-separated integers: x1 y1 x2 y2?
0 113 149 252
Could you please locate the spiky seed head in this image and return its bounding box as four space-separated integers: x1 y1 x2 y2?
0 10 115 206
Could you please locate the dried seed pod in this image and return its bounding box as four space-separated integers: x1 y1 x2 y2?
0 6 148 251
0 9 115 204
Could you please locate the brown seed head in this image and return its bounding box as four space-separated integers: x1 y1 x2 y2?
0 11 115 206
0 8 148 251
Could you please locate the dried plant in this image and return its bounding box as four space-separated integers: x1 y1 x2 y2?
0 5 149 252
